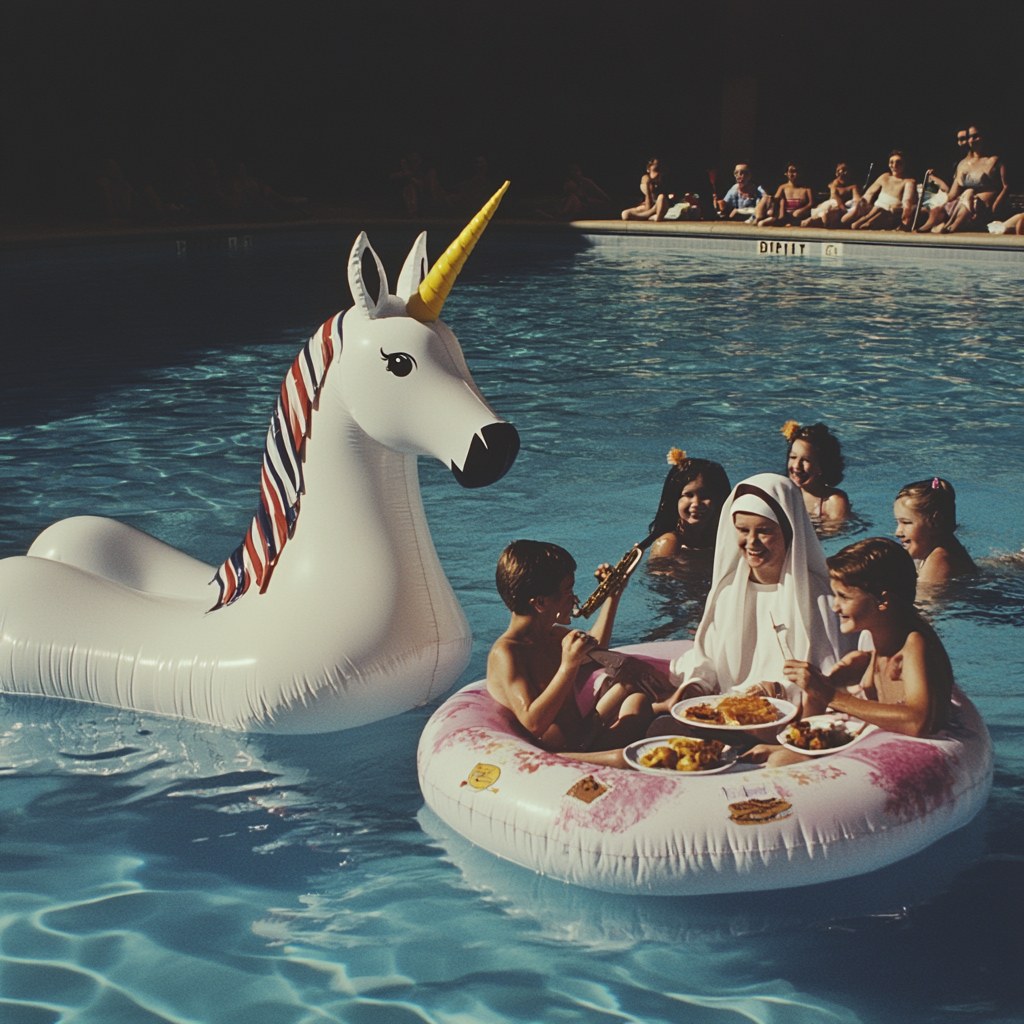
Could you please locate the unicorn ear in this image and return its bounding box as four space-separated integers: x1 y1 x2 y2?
396 231 429 303
348 232 389 318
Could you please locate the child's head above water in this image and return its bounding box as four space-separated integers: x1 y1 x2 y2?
781 420 846 490
649 449 732 540
496 540 576 615
895 477 958 535
826 537 918 612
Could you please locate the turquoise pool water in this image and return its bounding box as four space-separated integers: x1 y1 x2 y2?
1 232 1022 1023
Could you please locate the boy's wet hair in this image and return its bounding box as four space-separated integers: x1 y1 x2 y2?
649 457 732 539
496 540 577 614
785 422 846 486
897 478 958 535
827 538 917 608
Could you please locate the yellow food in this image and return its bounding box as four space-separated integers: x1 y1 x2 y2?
683 694 778 727
639 737 726 772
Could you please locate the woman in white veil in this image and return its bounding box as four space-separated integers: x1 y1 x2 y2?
666 472 842 708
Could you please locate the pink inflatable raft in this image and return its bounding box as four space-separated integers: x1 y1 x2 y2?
417 640 993 895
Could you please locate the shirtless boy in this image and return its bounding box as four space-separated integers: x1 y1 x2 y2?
486 540 655 767
745 537 954 766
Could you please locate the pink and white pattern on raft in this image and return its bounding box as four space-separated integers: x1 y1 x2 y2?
211 316 336 609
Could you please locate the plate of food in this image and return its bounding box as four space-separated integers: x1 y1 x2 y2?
670 693 797 731
777 715 871 756
624 735 738 776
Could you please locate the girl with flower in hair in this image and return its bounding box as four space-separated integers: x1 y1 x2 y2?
894 478 975 585
781 420 851 526
648 449 732 560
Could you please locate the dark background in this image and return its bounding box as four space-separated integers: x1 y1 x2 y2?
2 0 1023 224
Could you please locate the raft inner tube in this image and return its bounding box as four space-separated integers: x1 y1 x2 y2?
417 641 993 895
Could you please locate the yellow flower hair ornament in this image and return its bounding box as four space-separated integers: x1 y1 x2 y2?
666 448 688 467
781 420 801 442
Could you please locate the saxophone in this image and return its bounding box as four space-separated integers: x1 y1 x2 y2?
572 532 657 619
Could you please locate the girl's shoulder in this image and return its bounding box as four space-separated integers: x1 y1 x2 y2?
822 488 851 517
649 531 683 559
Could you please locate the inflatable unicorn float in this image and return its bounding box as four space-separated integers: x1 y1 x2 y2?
0 184 518 734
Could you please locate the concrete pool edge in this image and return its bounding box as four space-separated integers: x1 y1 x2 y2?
568 219 1024 262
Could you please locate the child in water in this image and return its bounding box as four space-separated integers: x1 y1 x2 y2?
782 420 851 525
648 449 732 559
486 540 655 767
894 477 975 585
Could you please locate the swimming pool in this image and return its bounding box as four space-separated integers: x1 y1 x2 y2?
1 230 1022 1023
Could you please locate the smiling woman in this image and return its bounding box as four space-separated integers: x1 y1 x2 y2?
667 473 842 708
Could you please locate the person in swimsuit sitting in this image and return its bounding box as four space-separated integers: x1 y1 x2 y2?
621 158 675 222
801 162 862 229
934 125 1009 233
756 162 813 227
717 162 766 221
849 151 916 230
914 128 970 233
781 420 850 530
647 449 732 560
894 478 975 587
486 540 655 768
743 537 956 766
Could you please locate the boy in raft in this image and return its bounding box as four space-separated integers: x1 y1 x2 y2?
746 537 955 766
487 540 656 767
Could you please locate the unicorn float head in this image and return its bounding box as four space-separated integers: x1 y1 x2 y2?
0 184 519 733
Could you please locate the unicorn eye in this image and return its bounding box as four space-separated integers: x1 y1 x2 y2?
381 349 417 377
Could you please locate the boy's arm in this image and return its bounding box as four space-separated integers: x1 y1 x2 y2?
783 637 935 736
586 554 641 648
486 631 595 742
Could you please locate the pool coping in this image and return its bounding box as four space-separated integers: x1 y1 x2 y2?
567 219 1024 255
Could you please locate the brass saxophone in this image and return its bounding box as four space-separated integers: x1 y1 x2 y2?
572 532 657 619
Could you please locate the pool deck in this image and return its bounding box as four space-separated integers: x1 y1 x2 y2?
2 214 1021 261
569 219 1024 261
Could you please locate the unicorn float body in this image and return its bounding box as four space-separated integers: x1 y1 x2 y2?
0 186 518 733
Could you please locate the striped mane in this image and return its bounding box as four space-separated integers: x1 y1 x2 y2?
211 316 337 610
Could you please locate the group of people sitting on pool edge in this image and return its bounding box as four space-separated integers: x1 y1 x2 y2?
626 124 1016 234
486 420 973 771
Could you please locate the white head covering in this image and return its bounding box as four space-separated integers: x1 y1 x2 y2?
670 472 842 701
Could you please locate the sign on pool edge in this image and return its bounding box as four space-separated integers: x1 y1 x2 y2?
756 240 845 258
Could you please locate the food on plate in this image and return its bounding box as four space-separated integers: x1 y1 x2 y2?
784 719 855 751
639 737 726 772
682 694 779 727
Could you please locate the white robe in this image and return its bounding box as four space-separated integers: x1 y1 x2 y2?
671 472 843 706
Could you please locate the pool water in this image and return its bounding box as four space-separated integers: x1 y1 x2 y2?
1 232 1022 1023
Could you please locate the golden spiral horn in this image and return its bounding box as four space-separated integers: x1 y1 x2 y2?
406 181 509 323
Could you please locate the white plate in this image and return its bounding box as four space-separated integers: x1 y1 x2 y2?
624 736 739 776
670 694 798 732
776 714 871 757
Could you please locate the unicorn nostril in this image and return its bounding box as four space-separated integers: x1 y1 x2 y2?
450 422 520 489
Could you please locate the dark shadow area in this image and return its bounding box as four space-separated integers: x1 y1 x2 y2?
2 2 1022 232
0 225 589 428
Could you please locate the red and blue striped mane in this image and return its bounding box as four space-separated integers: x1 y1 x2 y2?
211 316 337 610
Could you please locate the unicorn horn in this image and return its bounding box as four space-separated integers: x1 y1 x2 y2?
406 181 509 323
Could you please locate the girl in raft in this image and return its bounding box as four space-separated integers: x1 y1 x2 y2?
647 449 732 560
894 477 975 585
782 420 851 528
660 473 843 711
